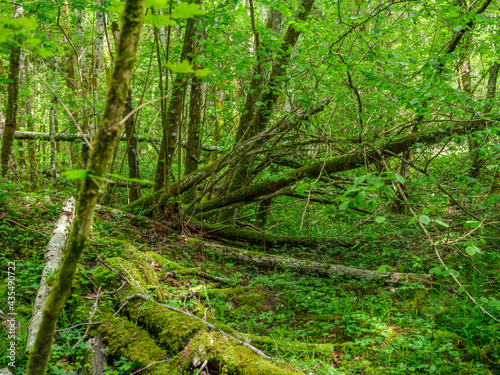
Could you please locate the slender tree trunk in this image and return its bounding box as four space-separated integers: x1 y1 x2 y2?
0 6 23 177
184 74 202 203
154 0 200 194
20 53 38 190
49 55 59 191
125 93 141 202
25 0 145 372
220 0 314 221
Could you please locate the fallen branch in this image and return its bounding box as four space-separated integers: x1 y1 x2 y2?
193 220 351 248
189 238 433 285
7 131 220 152
26 196 76 352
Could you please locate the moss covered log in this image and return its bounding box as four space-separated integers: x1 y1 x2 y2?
25 0 145 373
187 238 433 284
193 220 350 248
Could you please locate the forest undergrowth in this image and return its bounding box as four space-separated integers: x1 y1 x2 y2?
0 155 499 375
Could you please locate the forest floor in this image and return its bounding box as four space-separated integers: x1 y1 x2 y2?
0 186 499 374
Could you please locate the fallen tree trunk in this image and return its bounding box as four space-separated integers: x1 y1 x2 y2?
26 196 76 352
193 221 351 248
187 238 433 285
186 118 494 215
5 131 220 152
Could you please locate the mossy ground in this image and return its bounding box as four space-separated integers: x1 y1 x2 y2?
0 188 498 374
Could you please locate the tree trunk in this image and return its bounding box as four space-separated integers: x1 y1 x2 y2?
25 0 145 371
49 55 59 191
26 197 76 352
183 75 203 202
0 6 23 177
189 238 433 285
124 93 141 202
153 0 200 193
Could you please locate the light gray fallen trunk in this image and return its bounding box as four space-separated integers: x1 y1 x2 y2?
188 239 433 285
6 131 221 152
26 196 76 352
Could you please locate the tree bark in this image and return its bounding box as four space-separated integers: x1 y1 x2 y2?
0 6 23 177
190 239 433 285
26 0 145 371
124 93 141 202
26 196 76 352
184 74 202 202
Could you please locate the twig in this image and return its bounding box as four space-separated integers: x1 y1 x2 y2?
55 322 102 333
129 360 172 375
195 360 208 375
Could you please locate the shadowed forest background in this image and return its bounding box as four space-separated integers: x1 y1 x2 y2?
0 0 500 373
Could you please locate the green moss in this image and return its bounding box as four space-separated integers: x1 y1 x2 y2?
96 312 177 373
206 287 281 314
126 301 207 353
179 331 303 374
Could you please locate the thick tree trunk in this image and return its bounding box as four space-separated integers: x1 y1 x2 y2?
25 0 145 372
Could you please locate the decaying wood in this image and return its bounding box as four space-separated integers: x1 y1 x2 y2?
190 239 433 285
82 336 107 375
26 196 76 352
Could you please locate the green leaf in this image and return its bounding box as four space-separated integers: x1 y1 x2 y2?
464 221 481 228
339 201 350 211
376 265 387 273
375 216 386 223
354 191 367 205
195 67 212 77
354 175 366 186
435 219 449 228
144 13 174 28
394 173 406 184
62 169 90 181
419 215 431 225
295 183 308 195
372 177 385 189
166 59 195 74
465 245 482 256
171 3 205 19
107 0 124 14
